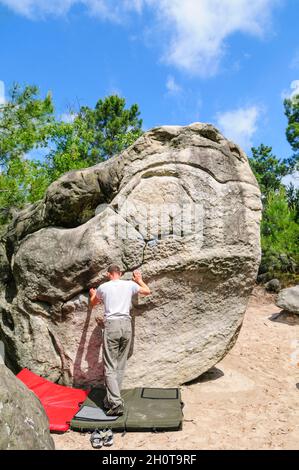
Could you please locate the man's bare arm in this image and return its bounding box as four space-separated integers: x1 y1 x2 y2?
89 288 102 307
132 270 151 295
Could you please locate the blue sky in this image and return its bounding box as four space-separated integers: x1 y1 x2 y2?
0 0 298 184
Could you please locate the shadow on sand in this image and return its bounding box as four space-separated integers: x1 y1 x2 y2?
269 310 299 326
183 366 224 386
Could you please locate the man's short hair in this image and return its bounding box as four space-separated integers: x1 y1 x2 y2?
107 264 121 274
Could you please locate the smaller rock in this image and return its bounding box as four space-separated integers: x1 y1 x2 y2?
265 279 281 293
276 285 299 314
257 272 272 284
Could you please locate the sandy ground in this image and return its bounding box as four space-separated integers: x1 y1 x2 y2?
53 287 299 450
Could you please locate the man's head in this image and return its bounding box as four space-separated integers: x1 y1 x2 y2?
106 264 122 280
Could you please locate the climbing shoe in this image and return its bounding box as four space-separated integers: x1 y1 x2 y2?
100 428 114 447
105 404 124 416
103 395 110 410
90 429 103 449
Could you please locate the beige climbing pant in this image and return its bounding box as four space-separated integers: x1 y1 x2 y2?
103 316 132 408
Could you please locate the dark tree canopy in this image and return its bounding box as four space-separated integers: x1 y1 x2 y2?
47 94 143 181
249 144 290 198
0 83 54 167
284 93 299 171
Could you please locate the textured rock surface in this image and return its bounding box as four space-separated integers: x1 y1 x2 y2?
0 123 262 387
265 279 281 293
0 364 54 450
276 285 299 314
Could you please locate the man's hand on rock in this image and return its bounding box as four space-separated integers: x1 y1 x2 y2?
89 287 102 307
132 270 151 296
133 270 142 284
89 288 96 297
95 316 104 328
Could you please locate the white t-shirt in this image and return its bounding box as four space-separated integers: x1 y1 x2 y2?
96 279 140 319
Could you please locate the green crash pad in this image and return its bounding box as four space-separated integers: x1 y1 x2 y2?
70 387 183 432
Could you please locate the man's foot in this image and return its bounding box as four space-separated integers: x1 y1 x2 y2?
105 404 124 416
103 396 110 410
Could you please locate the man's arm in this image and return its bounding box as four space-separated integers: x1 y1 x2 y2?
89 288 102 307
132 270 151 296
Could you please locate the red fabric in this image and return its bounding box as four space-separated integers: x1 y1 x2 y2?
17 368 89 432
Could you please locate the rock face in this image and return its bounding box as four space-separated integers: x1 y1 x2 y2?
0 364 54 450
276 285 299 314
0 123 262 387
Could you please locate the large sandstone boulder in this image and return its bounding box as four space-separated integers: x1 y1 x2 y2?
0 364 54 450
0 123 262 387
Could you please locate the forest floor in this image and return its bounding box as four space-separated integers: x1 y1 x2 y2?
53 286 299 450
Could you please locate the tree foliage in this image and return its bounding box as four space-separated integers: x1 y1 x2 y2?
0 83 54 166
261 187 299 255
46 95 143 181
286 182 299 223
284 93 299 169
249 109 299 284
80 95 143 161
249 144 290 199
0 84 55 222
0 85 143 224
259 187 299 284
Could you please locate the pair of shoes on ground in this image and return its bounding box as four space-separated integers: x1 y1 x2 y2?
90 428 113 449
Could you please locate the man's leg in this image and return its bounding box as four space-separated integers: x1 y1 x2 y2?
116 318 132 391
103 320 123 409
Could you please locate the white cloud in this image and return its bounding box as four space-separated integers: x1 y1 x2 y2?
108 87 122 96
0 0 143 20
166 75 182 95
281 80 299 101
216 105 261 150
106 79 123 96
0 80 5 105
60 112 77 123
148 0 278 76
281 172 299 189
0 0 75 18
289 80 299 99
0 0 280 76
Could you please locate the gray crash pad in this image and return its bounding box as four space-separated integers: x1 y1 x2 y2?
70 387 183 432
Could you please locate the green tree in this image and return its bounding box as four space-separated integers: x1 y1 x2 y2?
286 182 299 222
0 86 143 224
0 83 55 222
82 94 143 161
261 187 299 254
0 83 55 166
249 144 290 200
47 95 143 181
284 92 299 170
283 93 299 223
259 187 299 284
46 119 90 182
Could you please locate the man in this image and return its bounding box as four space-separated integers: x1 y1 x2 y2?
89 264 151 416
